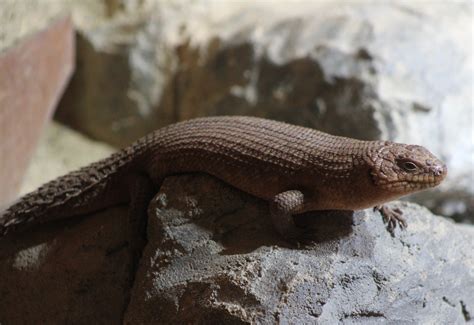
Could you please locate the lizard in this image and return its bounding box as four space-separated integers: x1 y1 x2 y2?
0 116 447 239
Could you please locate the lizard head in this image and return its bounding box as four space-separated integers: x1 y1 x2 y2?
369 142 447 195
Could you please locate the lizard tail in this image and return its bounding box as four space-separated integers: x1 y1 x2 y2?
0 149 137 237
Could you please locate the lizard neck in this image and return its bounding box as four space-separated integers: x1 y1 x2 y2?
303 141 398 211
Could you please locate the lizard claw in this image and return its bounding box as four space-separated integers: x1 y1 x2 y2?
374 205 407 235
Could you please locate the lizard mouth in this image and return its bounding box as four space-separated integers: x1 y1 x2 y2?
379 166 447 193
426 163 447 186
391 167 447 192
378 162 447 193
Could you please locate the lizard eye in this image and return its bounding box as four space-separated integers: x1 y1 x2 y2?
398 160 418 172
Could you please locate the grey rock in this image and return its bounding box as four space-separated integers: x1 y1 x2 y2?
125 174 474 324
0 205 133 324
0 172 472 323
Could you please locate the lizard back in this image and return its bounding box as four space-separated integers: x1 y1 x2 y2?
143 116 375 199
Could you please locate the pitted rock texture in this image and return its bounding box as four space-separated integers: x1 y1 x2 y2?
0 173 472 323
124 174 474 324
53 1 472 221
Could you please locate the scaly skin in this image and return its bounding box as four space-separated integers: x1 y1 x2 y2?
0 116 447 238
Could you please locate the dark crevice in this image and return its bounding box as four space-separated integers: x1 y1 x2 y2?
343 311 385 319
119 176 155 323
460 300 471 322
119 213 149 323
442 296 456 307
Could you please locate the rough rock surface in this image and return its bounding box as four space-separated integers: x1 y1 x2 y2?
125 174 474 324
0 0 65 52
53 0 472 220
0 173 472 323
0 205 133 324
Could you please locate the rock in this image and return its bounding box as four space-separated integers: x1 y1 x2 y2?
20 122 116 196
55 0 161 146
54 1 472 221
0 205 133 324
0 0 65 52
125 174 474 324
1 173 472 323
0 3 74 207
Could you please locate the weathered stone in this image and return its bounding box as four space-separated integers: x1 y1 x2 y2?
0 0 65 52
125 174 474 324
0 205 132 323
0 12 74 207
55 1 472 220
55 0 161 146
1 173 472 323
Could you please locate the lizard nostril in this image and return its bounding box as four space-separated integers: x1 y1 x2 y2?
433 165 446 177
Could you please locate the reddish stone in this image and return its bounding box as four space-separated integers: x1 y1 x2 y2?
0 17 75 206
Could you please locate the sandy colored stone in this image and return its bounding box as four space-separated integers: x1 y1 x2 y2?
20 122 116 196
0 0 66 53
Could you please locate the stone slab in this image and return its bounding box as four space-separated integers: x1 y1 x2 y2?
0 17 75 206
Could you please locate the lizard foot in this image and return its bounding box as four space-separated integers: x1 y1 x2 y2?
374 205 407 235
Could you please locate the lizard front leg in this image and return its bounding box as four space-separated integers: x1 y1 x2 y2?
374 205 407 235
269 190 306 239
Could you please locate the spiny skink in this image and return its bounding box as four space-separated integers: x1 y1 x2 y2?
0 116 447 238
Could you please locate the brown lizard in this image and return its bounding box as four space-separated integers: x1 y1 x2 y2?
0 116 447 239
